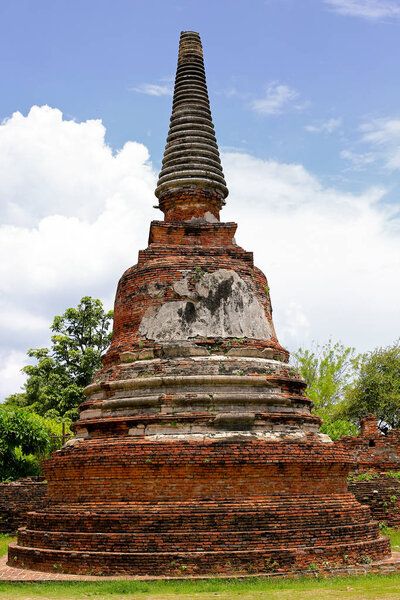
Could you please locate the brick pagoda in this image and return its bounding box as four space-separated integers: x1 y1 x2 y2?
9 31 390 577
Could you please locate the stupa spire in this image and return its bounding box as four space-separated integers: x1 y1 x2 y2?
155 31 228 222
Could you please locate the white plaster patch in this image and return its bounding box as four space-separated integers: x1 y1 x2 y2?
173 278 195 298
147 282 165 297
139 269 273 341
186 211 219 224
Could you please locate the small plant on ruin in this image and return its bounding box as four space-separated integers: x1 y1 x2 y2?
264 559 278 570
361 554 372 564
192 266 205 281
322 561 331 568
348 470 378 483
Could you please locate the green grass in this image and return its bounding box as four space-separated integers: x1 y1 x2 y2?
382 526 400 551
0 535 15 558
2 574 400 600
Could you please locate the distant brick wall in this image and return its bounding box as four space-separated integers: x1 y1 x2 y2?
338 415 400 526
0 477 48 534
348 473 400 527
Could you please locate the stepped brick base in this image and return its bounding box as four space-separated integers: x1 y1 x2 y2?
8 437 391 576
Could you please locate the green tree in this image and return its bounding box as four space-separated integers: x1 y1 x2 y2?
5 297 113 421
292 340 360 439
0 406 64 481
342 341 400 432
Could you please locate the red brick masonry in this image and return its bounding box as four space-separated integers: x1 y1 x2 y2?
339 415 400 526
0 478 47 534
8 438 390 576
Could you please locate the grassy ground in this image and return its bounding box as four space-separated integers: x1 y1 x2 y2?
1 575 400 600
383 526 400 551
0 535 15 558
1 532 400 599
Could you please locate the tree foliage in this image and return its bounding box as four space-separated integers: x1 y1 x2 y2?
0 406 67 481
342 341 400 432
292 340 360 439
5 297 113 421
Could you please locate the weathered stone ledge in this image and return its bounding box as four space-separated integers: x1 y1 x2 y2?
85 374 283 397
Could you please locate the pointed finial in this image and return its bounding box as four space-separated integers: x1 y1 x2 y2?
155 31 228 222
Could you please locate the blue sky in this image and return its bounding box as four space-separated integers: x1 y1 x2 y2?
0 0 399 398
2 0 400 188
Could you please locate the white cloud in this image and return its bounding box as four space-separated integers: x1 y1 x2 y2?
0 105 156 399
222 152 400 352
325 0 400 20
0 351 29 400
0 105 155 227
1 105 399 400
340 149 377 168
0 308 48 332
306 117 342 134
251 83 302 116
279 302 310 341
360 118 400 168
131 83 173 96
